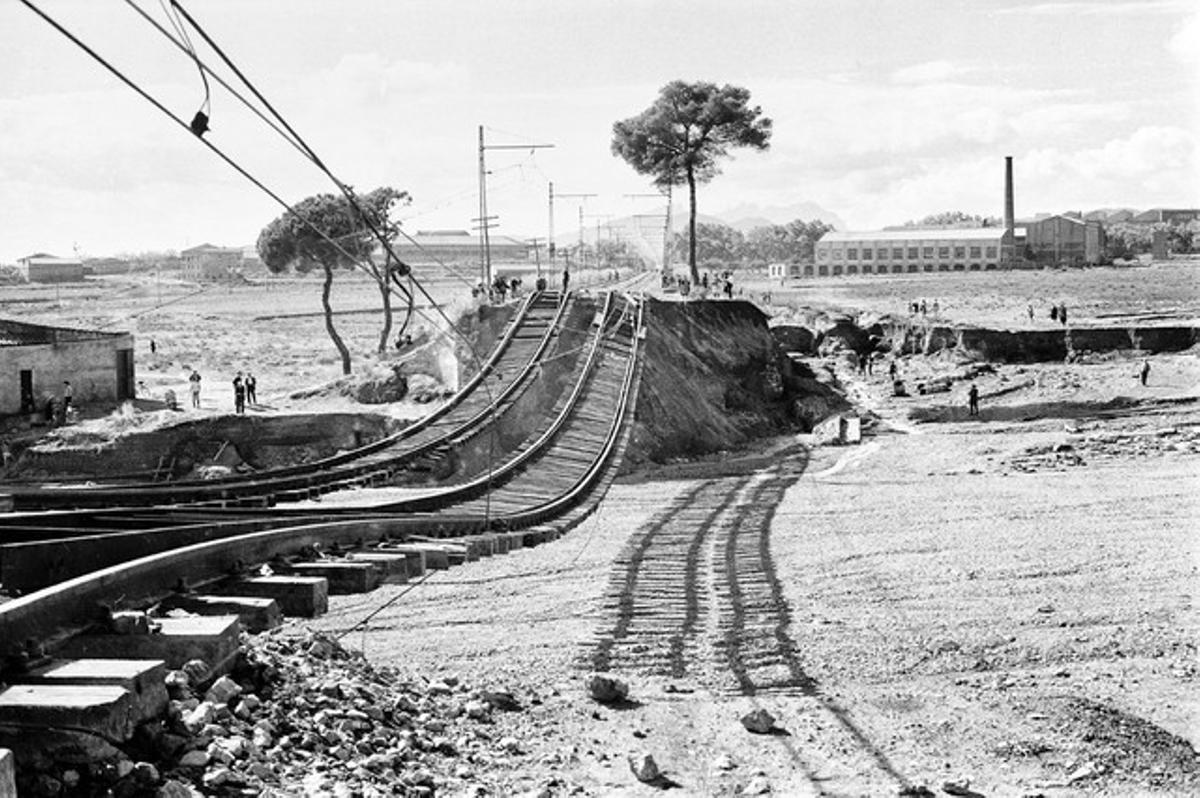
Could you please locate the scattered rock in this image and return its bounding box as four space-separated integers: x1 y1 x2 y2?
942 778 974 795
743 773 772 794
713 753 736 771
586 674 629 704
628 753 661 784
740 708 777 734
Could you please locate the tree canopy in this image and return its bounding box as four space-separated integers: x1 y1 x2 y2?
257 187 409 374
612 81 771 282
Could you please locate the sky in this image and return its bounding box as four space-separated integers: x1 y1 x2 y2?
1 0 1197 263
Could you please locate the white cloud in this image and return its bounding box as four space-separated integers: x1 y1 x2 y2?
994 1 1188 16
891 60 964 84
1167 9 1200 64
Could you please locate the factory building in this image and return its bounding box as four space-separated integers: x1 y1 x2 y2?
811 228 1010 276
809 156 1106 276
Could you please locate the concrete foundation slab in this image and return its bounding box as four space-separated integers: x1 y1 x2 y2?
56 615 242 676
290 561 380 594
226 576 328 618
0 684 138 742
160 594 282 632
18 659 167 723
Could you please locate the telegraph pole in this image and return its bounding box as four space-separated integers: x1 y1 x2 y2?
549 184 596 275
478 126 553 288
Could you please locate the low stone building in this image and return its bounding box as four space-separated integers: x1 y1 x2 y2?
16 253 85 283
0 319 135 415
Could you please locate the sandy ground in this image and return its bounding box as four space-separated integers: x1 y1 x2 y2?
294 347 1200 796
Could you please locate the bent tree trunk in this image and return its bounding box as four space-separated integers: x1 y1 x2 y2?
377 274 393 356
686 165 699 284
321 262 352 375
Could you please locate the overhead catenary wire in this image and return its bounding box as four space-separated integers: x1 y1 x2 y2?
18 0 549 538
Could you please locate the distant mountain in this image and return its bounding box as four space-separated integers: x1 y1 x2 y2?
710 201 846 231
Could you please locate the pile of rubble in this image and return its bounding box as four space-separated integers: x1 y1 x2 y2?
16 630 555 797
1008 426 1199 472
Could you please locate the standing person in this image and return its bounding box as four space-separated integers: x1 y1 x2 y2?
62 381 73 412
562 268 570 294
968 383 980 417
150 339 157 354
932 299 940 315
1059 303 1068 325
920 299 928 316
233 372 246 415
889 360 898 381
245 372 257 405
1027 304 1035 322
1140 359 1151 386
189 369 202 408
724 280 733 300
1050 305 1058 322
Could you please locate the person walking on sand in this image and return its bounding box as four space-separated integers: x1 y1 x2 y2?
968 382 980 417
189 369 202 408
1027 304 1035 323
1140 359 1150 386
233 371 246 415
245 372 257 405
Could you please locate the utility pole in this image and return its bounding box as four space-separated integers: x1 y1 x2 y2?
626 190 672 273
478 126 553 288
549 184 596 274
527 237 544 281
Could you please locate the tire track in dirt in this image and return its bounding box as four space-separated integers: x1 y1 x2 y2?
585 450 915 791
588 477 745 676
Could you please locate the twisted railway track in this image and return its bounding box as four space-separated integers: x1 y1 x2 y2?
0 290 574 512
0 292 644 682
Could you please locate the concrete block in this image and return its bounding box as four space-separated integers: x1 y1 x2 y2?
57 615 242 676
390 544 447 570
0 748 14 798
503 531 525 550
0 684 139 742
291 561 380 594
18 659 167 724
522 529 547 546
346 552 410 584
160 594 282 632
227 575 328 617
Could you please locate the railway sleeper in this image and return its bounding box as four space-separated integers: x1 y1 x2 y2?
289 561 379 595
55 615 242 681
217 575 329 618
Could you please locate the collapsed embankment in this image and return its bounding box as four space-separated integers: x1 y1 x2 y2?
7 413 398 481
773 315 1200 363
623 299 847 470
1 297 848 482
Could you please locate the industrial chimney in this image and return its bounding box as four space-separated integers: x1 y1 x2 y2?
1003 156 1016 266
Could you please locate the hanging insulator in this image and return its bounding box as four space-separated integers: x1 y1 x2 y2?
190 110 210 137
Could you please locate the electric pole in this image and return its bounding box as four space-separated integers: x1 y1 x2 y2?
549 184 596 274
478 126 553 288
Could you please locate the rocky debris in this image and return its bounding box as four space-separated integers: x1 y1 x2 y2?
740 708 777 734
742 772 772 794
586 673 629 704
628 752 661 783
1008 426 1200 472
11 630 550 797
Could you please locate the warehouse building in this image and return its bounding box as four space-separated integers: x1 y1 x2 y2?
1021 214 1105 266
0 318 135 415
181 244 243 282
16 253 85 283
